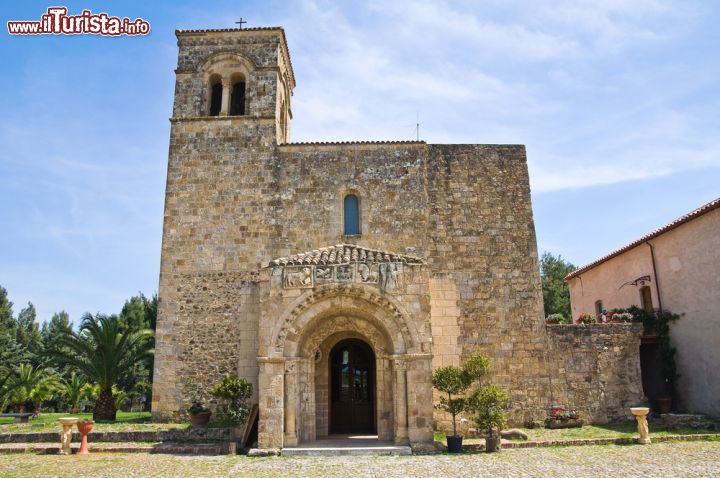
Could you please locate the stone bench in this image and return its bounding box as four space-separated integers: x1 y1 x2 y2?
0 413 34 423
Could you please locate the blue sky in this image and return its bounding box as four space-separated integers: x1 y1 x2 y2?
1 1 718 323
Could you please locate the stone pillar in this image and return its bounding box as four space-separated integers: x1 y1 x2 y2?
258 357 285 449
299 358 316 443
284 358 300 447
220 80 231 116
405 353 435 444
393 358 408 444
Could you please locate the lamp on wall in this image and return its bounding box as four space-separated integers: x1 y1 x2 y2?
618 275 651 290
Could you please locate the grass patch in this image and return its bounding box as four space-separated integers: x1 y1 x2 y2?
0 412 189 433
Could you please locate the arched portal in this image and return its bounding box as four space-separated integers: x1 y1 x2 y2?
257 270 434 450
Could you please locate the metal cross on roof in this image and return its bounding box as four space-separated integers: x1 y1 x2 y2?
235 18 247 29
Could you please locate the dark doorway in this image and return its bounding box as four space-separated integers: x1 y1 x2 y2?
330 339 375 434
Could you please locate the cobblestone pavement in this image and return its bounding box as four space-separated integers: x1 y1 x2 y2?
0 441 718 477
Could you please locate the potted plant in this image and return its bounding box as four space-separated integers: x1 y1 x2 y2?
610 312 634 323
577 313 597 324
545 405 584 428
185 378 211 427
431 353 490 453
545 313 569 325
467 384 509 453
76 419 94 454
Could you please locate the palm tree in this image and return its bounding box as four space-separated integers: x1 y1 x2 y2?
8 364 60 414
51 314 153 421
0 370 17 413
62 372 86 413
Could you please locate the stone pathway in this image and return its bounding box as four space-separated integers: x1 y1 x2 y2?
0 441 718 477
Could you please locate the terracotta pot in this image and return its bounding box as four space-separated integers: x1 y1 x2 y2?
76 421 94 455
446 435 463 453
190 411 212 427
77 421 94 434
655 397 672 414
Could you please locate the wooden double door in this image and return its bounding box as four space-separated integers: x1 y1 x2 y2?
329 339 376 434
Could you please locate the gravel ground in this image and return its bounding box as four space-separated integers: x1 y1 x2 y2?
0 441 718 478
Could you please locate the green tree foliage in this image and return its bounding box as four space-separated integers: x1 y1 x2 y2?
432 352 491 437
61 372 86 413
0 371 17 412
467 384 510 436
0 287 22 371
49 313 154 421
40 311 73 373
7 364 60 414
15 303 43 365
540 252 576 319
209 374 253 427
117 293 157 409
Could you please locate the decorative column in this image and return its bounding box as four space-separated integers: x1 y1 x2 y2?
220 79 231 116
393 358 408 444
258 357 285 449
298 357 316 443
284 358 300 447
631 407 651 444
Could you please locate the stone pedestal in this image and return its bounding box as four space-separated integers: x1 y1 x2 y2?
76 420 94 455
58 418 78 455
631 407 651 444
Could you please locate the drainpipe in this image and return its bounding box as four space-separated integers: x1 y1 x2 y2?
646 241 663 313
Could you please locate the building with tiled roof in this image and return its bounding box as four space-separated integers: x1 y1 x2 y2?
565 196 720 416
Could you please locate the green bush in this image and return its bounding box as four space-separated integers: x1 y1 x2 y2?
432 352 491 437
210 374 252 427
467 385 510 437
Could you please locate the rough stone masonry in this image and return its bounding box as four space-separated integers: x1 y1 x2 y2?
151 26 644 448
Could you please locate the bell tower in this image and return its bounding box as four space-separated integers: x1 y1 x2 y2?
153 28 296 420
172 27 295 144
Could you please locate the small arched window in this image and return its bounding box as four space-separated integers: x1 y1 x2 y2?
344 194 360 235
594 300 604 316
230 81 246 116
209 79 222 116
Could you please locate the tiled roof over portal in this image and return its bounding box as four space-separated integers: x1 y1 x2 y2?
268 244 424 267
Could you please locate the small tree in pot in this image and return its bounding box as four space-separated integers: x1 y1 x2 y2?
185 377 211 427
467 384 509 453
432 353 490 453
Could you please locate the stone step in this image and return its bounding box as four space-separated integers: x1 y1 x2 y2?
282 445 412 456
0 442 228 455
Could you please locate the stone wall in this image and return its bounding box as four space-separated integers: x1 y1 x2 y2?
546 324 645 422
426 145 550 424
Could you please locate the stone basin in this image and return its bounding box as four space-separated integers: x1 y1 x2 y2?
630 407 650 416
58 417 79 425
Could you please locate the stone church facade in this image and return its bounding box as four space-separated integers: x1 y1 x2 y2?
152 27 645 449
